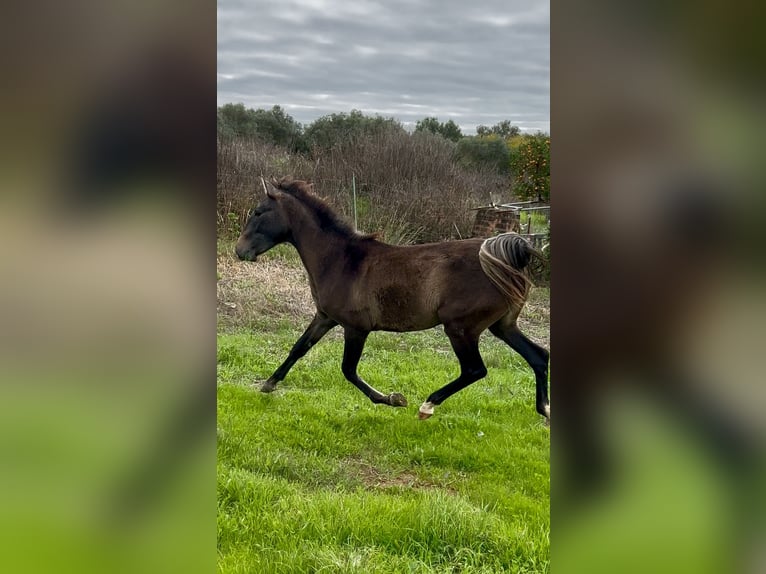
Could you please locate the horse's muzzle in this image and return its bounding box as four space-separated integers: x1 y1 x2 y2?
235 240 253 261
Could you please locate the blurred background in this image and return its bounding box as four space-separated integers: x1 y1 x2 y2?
0 1 215 572
552 1 765 573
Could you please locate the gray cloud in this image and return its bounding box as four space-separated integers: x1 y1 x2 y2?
218 0 549 134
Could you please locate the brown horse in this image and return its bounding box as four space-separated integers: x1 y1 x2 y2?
235 177 550 421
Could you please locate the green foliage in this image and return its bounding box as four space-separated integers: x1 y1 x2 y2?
217 103 306 152
510 133 550 202
414 117 463 142
519 211 549 234
304 110 406 150
252 105 306 152
225 211 240 237
455 135 510 174
217 103 250 139
476 120 520 139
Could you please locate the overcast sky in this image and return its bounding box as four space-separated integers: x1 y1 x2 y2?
217 0 549 135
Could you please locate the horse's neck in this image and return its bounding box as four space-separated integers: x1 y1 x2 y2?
288 209 348 279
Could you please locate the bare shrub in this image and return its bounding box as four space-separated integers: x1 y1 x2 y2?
217 138 314 233
217 131 507 243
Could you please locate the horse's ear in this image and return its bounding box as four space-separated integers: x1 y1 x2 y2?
266 184 280 200
261 176 281 199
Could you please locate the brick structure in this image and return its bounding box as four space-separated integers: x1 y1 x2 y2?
471 206 521 238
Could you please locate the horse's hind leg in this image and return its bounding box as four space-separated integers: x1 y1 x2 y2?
342 327 408 407
489 317 550 420
418 328 487 419
260 312 337 392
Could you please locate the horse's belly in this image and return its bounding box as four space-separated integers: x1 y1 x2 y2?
321 283 441 332
372 299 440 332
373 314 440 332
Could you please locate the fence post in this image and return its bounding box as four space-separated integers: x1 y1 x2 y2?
352 173 358 230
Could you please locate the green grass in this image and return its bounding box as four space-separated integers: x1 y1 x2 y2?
217 323 550 573
519 212 549 236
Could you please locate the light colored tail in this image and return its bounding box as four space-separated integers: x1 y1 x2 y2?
478 233 542 309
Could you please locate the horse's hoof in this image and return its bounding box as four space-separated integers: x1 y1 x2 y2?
260 380 277 393
388 392 408 407
418 401 435 420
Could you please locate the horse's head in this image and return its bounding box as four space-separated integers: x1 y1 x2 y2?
235 181 291 261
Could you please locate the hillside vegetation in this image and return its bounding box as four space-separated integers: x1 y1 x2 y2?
217 105 549 244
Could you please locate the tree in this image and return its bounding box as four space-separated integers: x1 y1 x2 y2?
216 103 306 152
454 134 510 174
510 133 550 201
414 117 463 142
217 103 256 139
476 120 520 138
250 105 305 152
304 110 405 150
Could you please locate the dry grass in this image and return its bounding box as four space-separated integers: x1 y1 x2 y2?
517 287 551 350
217 249 315 331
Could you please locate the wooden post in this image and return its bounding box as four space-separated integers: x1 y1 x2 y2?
352 173 358 230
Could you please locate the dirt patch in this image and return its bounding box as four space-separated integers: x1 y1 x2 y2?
343 457 459 493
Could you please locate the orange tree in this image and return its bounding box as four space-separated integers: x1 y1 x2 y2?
509 133 550 201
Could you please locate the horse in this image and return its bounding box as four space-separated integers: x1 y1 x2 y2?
235 176 550 421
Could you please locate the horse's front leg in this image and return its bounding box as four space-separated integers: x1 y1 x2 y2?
342 327 408 407
260 312 337 392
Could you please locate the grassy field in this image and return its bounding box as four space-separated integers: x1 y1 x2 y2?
217 241 550 573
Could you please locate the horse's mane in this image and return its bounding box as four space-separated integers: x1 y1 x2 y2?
276 177 376 240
